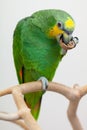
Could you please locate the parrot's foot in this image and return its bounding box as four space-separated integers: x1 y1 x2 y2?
59 36 79 50
38 77 48 91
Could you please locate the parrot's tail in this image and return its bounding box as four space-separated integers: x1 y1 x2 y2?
24 91 43 120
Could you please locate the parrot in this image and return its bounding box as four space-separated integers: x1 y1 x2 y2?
13 9 78 120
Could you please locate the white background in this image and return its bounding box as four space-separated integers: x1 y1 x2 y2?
0 0 87 130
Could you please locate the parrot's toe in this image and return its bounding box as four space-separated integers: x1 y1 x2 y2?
72 37 79 45
38 77 48 91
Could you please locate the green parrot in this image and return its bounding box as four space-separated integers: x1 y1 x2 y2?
13 9 78 120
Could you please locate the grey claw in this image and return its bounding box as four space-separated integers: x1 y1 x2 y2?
38 77 48 91
73 37 79 44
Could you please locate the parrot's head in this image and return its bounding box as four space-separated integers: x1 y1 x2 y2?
47 10 79 50
32 9 79 50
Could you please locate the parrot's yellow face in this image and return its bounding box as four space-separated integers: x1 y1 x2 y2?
49 17 75 37
48 17 78 50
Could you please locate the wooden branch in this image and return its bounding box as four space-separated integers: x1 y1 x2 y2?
0 81 87 130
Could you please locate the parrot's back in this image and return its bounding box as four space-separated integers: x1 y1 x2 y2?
13 10 64 119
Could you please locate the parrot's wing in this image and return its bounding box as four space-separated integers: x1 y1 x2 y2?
13 45 43 119
13 45 43 120
13 22 43 119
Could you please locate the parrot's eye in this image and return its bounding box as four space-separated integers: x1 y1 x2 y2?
57 22 63 29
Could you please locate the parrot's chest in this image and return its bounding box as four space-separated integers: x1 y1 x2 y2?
22 40 63 79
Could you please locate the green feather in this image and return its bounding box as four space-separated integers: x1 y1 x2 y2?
13 9 74 119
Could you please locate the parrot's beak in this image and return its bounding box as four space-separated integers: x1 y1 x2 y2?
59 32 79 50
60 32 72 45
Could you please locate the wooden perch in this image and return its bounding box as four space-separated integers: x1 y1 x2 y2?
0 81 87 130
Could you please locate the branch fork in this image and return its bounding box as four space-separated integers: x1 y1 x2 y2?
0 81 87 130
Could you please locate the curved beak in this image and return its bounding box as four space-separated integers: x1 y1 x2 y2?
60 32 73 45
